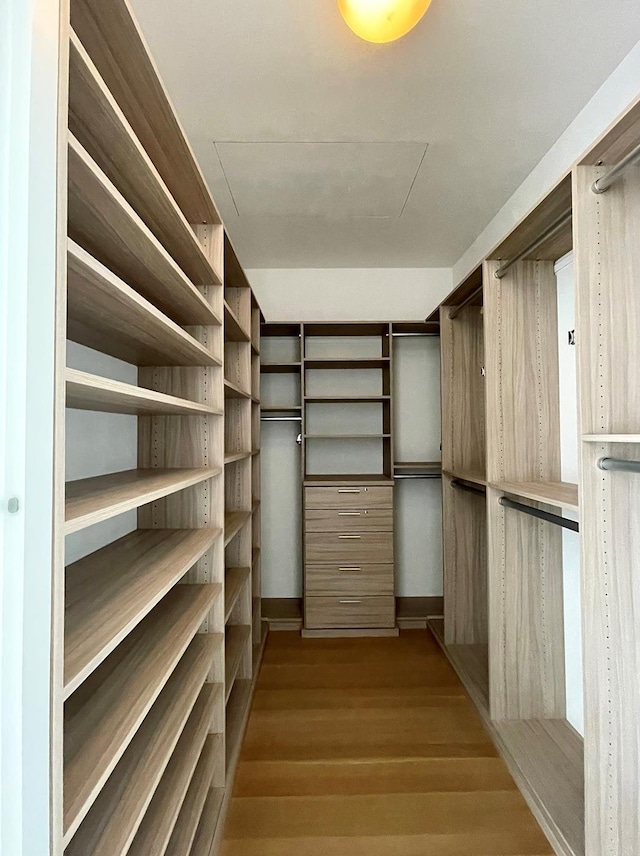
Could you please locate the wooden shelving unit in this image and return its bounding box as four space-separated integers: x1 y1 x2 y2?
55 2 266 854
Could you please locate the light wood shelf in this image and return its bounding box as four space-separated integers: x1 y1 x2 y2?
68 134 218 326
225 567 251 623
65 467 217 535
305 395 391 403
224 451 251 466
126 684 220 856
395 461 441 471
224 510 251 547
224 378 251 399
305 433 391 440
67 241 220 368
582 433 640 443
442 468 488 487
65 528 221 698
63 584 219 843
225 625 251 702
66 368 222 417
65 641 219 856
225 678 252 768
164 737 221 856
304 357 390 370
303 473 394 485
68 33 221 288
260 362 302 374
492 479 579 510
224 300 251 342
261 405 302 412
252 498 261 513
428 618 489 716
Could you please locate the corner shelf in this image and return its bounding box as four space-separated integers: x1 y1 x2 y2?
224 511 252 547
223 378 251 399
224 451 251 466
224 300 251 342
225 567 251 622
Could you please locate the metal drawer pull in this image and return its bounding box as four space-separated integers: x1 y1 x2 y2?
339 567 362 572
338 511 361 516
339 599 362 604
338 534 361 539
338 489 360 493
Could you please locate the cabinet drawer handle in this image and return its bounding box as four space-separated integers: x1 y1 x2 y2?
339 599 362 604
339 567 362 572
338 489 360 494
338 534 361 539
338 511 361 516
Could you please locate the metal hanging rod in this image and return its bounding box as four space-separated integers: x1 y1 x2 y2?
598 457 640 474
395 473 442 480
260 416 302 422
592 141 640 194
451 479 486 497
449 284 484 321
494 209 572 280
499 496 579 532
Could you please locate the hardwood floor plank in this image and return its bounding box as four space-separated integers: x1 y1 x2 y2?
222 631 553 856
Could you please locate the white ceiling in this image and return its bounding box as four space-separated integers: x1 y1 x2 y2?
130 0 640 268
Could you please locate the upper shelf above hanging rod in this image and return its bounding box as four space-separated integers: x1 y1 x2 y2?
261 416 302 422
592 141 640 194
499 496 579 532
494 209 573 280
448 284 484 321
598 456 640 474
451 479 486 497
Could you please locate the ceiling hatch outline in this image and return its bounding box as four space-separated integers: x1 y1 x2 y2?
212 141 429 219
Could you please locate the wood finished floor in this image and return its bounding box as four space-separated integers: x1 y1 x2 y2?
222 630 554 856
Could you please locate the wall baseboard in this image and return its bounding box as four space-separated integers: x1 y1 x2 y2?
397 596 444 629
262 598 303 631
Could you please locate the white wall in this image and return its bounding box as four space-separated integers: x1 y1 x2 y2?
555 252 584 736
247 268 452 322
0 0 63 853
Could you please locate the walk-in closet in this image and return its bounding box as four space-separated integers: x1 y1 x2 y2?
3 0 640 854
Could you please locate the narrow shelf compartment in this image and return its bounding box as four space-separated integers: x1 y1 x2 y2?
261 362 302 374
224 300 251 342
165 739 221 856
68 134 218 326
582 433 640 442
68 33 221 288
66 641 219 856
63 584 220 843
225 677 253 769
66 369 222 417
224 451 251 465
189 786 226 856
303 473 394 485
493 480 579 511
224 378 251 399
126 685 220 856
304 357 390 370
395 461 441 472
224 510 251 546
225 625 251 702
67 241 220 368
225 567 251 623
495 719 584 856
65 467 217 535
443 469 488 487
65 528 221 698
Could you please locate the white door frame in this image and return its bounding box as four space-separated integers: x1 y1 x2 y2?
0 0 64 853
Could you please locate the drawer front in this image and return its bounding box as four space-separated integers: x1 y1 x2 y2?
305 485 393 510
306 563 394 596
305 531 394 564
305 508 393 533
305 595 395 629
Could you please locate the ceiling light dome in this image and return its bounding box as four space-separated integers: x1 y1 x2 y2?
338 0 432 44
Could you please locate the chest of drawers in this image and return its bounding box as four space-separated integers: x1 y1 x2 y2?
303 481 396 634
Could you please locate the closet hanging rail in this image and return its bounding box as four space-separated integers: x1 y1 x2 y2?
448 284 483 320
592 141 640 194
451 479 486 497
260 416 302 422
494 209 572 280
597 456 640 474
391 332 440 338
395 473 442 479
499 496 579 532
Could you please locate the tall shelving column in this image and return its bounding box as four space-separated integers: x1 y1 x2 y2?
57 1 266 854
574 118 640 856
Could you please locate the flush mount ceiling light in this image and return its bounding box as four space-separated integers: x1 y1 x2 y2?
338 0 432 43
